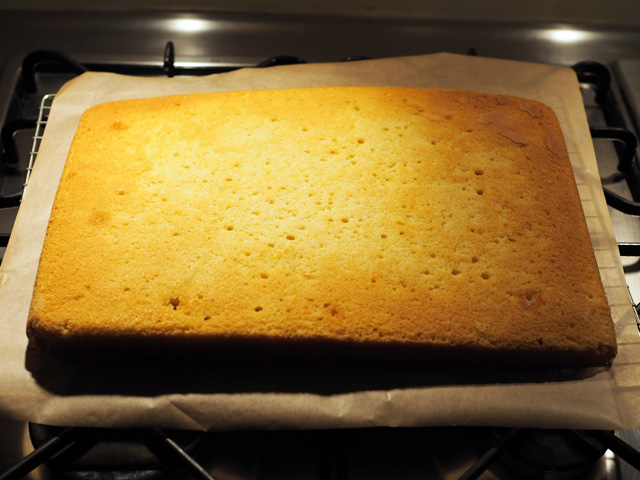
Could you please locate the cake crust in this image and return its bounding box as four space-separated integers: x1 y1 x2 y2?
27 86 617 366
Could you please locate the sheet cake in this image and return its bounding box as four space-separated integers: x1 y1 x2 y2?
26 86 617 366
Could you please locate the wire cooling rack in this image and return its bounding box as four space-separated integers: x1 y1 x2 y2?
23 93 55 194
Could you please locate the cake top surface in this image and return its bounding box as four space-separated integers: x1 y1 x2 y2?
26 86 617 366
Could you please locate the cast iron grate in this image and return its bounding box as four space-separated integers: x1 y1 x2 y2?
0 425 214 480
3 426 640 479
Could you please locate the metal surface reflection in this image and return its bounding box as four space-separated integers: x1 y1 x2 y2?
544 27 595 43
164 17 217 34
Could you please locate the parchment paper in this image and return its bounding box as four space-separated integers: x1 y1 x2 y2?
1 53 639 431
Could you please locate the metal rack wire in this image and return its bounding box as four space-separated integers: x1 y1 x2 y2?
23 93 54 196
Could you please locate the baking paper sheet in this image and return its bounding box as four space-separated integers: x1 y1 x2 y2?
0 52 638 431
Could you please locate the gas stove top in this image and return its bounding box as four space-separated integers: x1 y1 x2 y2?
1 7 640 480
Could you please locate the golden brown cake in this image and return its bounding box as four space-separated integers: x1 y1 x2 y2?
27 86 617 366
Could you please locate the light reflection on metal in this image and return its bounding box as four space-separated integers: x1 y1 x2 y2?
165 18 214 34
545 28 593 44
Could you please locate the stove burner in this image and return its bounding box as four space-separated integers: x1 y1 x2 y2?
487 428 607 480
28 424 205 480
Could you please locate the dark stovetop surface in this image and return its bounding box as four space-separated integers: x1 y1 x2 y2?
2 9 640 71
